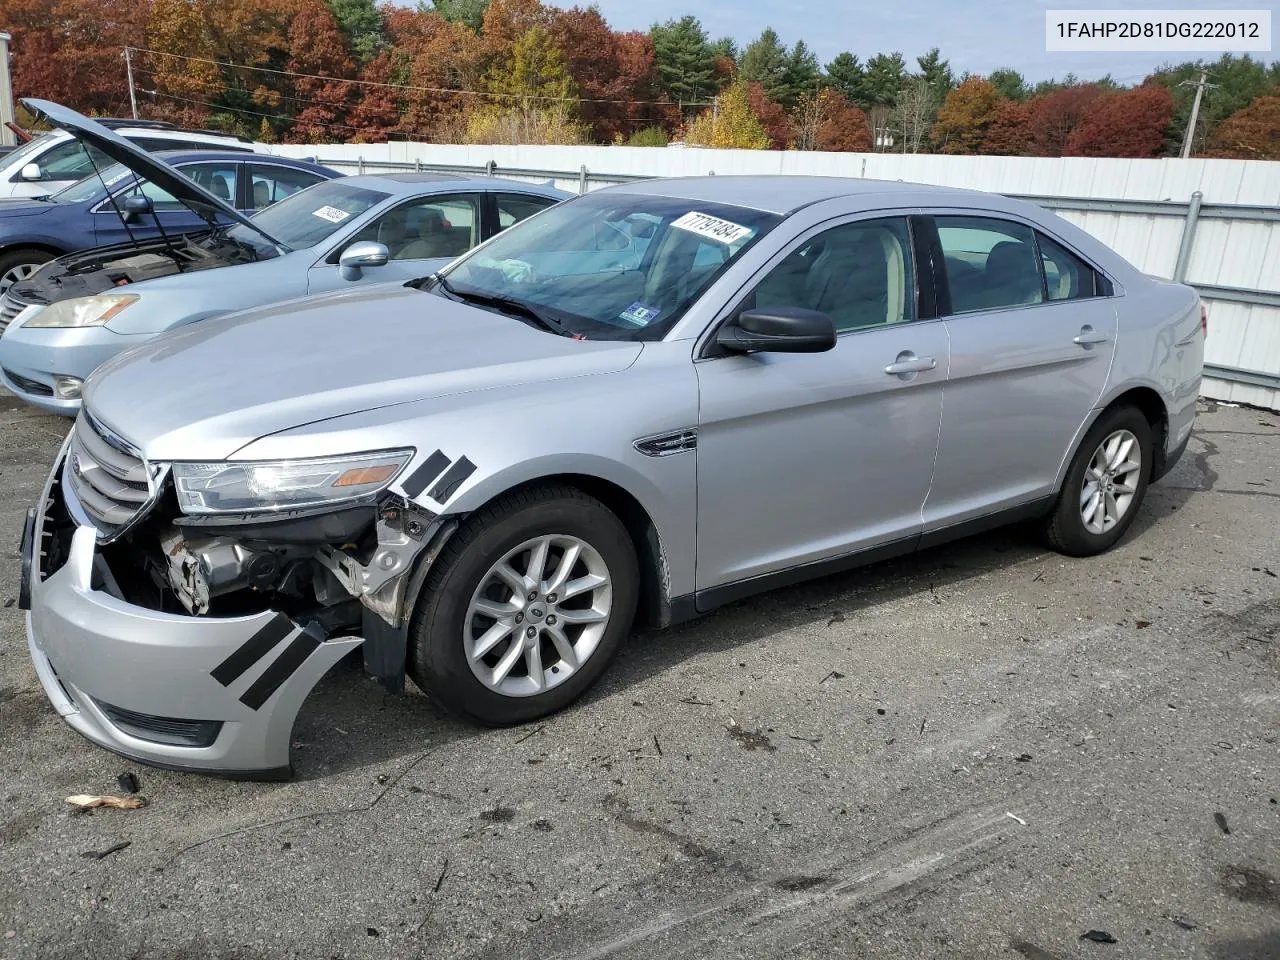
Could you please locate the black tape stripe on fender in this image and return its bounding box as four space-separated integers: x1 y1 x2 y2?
210 613 295 687
239 627 324 710
428 456 476 503
401 449 451 499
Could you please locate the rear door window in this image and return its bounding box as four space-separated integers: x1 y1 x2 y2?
935 216 1044 314
496 193 557 230
247 163 327 210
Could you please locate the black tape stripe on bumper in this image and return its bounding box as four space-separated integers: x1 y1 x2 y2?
401 449 450 498
210 614 294 687
428 456 476 503
239 627 323 711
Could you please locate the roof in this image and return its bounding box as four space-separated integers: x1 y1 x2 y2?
147 150 336 172
605 175 995 215
338 173 570 198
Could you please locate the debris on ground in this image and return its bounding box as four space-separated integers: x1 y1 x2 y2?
116 772 139 794
1079 930 1118 944
1005 811 1028 826
726 719 776 752
1214 812 1231 835
80 841 131 861
1164 914 1198 931
819 671 845 684
1015 753 1033 762
64 795 146 810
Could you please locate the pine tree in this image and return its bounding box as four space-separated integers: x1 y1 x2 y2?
650 16 715 111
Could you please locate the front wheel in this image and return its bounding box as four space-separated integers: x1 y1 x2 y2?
0 248 51 297
1045 405 1152 557
407 485 638 725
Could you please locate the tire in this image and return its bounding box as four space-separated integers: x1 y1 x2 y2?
1045 405 1152 557
0 248 53 297
407 484 639 725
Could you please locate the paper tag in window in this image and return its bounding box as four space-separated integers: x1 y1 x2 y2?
671 211 752 245
311 205 350 223
619 302 661 327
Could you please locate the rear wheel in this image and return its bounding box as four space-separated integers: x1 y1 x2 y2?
1045 405 1152 557
407 485 638 725
0 249 51 297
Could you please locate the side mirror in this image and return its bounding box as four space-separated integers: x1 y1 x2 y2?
339 241 389 281
122 195 152 223
19 163 41 181
716 306 837 354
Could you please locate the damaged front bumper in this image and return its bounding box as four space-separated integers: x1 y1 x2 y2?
21 445 396 779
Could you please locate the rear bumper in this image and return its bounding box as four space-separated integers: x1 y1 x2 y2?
23 443 364 778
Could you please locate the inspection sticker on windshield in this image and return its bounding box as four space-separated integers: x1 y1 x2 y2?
311 205 351 223
619 302 661 327
671 211 752 245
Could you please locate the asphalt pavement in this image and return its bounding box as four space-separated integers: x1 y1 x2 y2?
1 395 1277 960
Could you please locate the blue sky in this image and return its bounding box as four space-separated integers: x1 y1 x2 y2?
576 0 1278 82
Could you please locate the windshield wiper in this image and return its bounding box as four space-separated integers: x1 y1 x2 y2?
432 275 567 336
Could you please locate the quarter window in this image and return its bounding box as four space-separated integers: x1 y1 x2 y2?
1038 233 1100 301
936 217 1044 314
750 217 916 333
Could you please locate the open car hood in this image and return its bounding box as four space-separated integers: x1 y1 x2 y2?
19 99 287 251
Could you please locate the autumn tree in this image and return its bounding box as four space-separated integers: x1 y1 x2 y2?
386 6 485 138
1150 53 1280 154
931 77 1000 153
981 99 1033 154
4 0 152 117
286 0 357 142
1025 84 1105 155
470 24 583 144
793 87 873 151
684 82 769 148
744 81 792 147
1206 95 1280 159
551 8 667 142
1064 84 1174 157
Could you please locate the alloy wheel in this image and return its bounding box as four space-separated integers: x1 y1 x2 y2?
1080 428 1142 535
464 534 613 697
0 261 39 297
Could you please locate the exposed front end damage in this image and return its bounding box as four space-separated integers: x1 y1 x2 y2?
22 417 453 778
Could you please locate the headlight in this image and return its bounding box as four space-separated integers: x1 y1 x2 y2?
172 449 415 515
20 294 139 329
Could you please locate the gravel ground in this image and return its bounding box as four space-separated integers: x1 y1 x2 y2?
1 395 1277 960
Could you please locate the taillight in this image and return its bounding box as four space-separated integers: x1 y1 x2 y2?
1200 303 1208 337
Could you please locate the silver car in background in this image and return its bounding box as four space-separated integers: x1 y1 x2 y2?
21 174 1204 778
0 100 570 415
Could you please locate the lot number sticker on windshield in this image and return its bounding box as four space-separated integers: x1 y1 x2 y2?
671 211 752 245
311 205 351 223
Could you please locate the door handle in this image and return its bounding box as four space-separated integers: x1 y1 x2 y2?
1073 325 1110 346
884 354 937 375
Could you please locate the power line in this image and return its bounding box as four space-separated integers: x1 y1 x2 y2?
136 88 364 134
129 46 708 109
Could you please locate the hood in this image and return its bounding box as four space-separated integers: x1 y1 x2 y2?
0 198 55 218
19 99 286 251
83 283 643 461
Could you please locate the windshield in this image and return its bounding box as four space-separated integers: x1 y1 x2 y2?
49 161 140 204
2 133 60 170
227 180 390 253
438 192 779 341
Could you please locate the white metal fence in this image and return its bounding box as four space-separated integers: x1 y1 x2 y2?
270 142 1280 410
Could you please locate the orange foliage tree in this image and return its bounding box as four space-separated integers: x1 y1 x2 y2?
931 77 1001 154
1064 84 1174 157
1206 96 1280 159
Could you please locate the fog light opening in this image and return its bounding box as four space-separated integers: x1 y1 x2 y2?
53 376 82 400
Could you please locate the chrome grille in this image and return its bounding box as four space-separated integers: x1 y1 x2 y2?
64 412 156 539
0 292 25 335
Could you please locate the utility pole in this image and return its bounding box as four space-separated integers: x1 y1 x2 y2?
0 32 14 147
124 47 139 120
1179 71 1215 159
